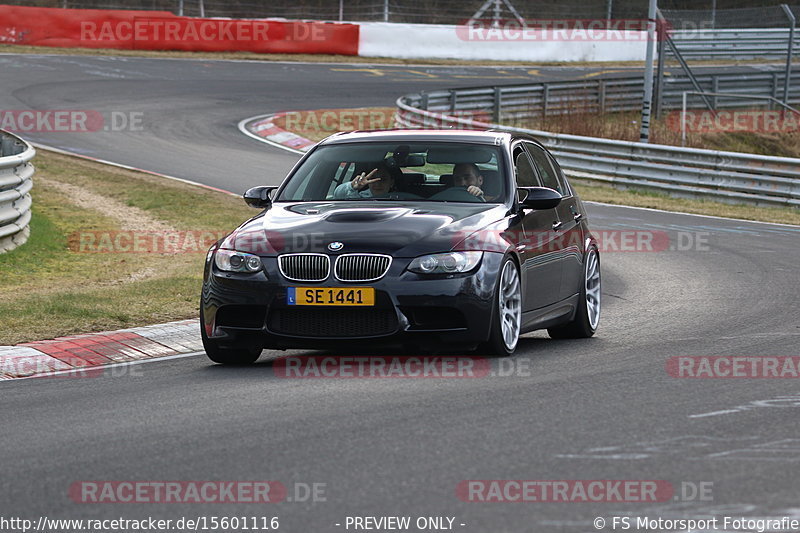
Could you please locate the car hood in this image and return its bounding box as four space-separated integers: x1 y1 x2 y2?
220 201 509 257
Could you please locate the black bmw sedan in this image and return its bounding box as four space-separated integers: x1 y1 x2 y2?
201 130 600 363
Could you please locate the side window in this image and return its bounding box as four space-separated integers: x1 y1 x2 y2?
513 146 540 187
334 162 355 183
546 153 572 197
326 162 355 198
524 142 562 195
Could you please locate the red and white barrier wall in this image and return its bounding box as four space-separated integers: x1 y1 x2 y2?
0 5 646 61
0 5 359 55
358 22 648 62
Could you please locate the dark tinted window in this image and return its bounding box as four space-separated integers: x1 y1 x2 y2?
513 146 539 187
546 152 571 197
524 142 563 194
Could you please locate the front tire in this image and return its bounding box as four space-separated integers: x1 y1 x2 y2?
480 257 522 356
548 247 600 339
201 310 262 365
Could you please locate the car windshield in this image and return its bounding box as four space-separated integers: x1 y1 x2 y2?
277 141 506 203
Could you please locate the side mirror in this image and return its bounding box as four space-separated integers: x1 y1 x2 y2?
243 186 277 209
517 187 562 210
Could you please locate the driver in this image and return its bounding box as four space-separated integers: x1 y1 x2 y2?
452 163 492 200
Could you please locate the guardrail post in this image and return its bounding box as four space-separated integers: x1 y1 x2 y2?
772 72 780 108
654 33 666 118
782 4 796 105
711 76 719 109
493 86 502 123
598 80 606 114
420 92 429 111
543 85 550 118
449 90 457 113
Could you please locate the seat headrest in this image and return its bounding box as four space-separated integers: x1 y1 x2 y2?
399 172 425 185
480 169 502 197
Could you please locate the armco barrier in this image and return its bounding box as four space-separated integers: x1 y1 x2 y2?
0 131 35 254
396 92 800 208
670 29 800 61
414 71 800 124
0 5 359 55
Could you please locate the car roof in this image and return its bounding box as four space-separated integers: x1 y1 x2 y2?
318 129 526 147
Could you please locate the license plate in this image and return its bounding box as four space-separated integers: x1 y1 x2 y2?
287 287 375 306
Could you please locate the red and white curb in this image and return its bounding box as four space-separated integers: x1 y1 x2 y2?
0 319 202 380
238 113 315 154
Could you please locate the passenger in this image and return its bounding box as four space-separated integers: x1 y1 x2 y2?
334 163 396 199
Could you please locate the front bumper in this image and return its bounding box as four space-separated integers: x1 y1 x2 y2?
201 252 504 350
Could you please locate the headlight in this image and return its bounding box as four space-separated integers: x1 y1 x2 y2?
408 251 483 274
214 249 263 273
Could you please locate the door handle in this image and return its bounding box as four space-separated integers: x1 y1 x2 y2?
552 221 563 231
573 212 584 223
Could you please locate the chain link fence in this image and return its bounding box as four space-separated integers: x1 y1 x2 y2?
10 0 800 27
662 4 800 30
4 0 649 22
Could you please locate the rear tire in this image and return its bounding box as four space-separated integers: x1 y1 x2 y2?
201 310 262 365
479 257 522 356
548 247 600 339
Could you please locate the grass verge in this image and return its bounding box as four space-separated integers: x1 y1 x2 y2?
571 180 800 226
0 150 254 345
515 109 800 158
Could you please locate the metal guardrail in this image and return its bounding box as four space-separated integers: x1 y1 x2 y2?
670 29 800 61
396 88 800 208
0 131 35 253
417 70 800 124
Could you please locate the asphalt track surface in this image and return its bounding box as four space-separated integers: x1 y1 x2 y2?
2 54 800 531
